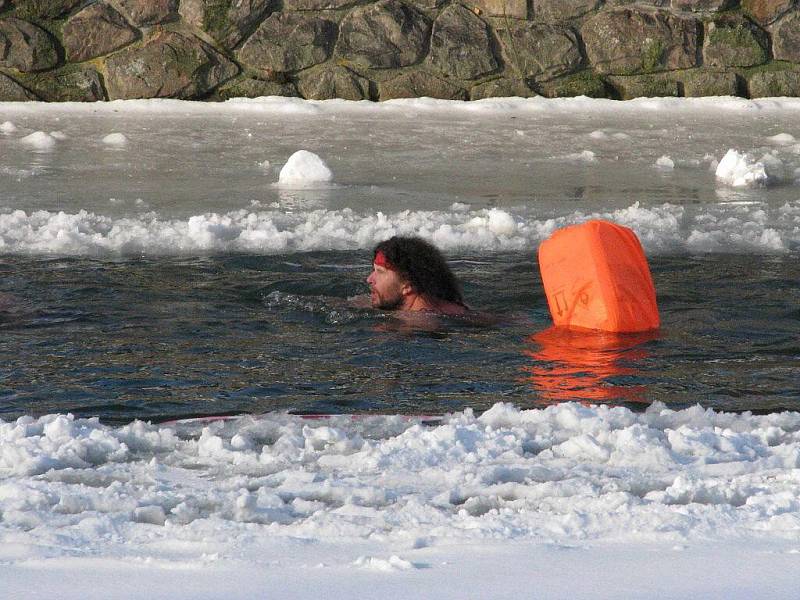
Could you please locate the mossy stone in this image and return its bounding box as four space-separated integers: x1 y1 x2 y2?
215 76 299 100
641 38 666 73
470 77 533 100
747 68 800 97
14 0 82 20
538 70 611 98
19 65 106 101
703 17 768 68
681 69 741 96
608 73 679 98
0 71 39 100
379 69 467 100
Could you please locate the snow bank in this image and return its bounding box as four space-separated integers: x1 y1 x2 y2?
4 96 800 119
2 402 800 594
0 120 16 133
277 150 333 187
1 201 797 256
715 149 785 187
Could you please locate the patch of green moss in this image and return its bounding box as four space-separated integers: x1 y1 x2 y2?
609 74 679 100
203 1 232 39
707 23 766 64
14 0 78 21
739 60 798 76
17 63 105 101
747 68 800 97
543 70 609 98
216 75 297 100
641 39 665 73
681 69 741 97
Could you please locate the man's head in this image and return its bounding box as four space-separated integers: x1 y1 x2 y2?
366 236 464 310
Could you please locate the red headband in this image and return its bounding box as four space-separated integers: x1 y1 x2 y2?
373 250 394 270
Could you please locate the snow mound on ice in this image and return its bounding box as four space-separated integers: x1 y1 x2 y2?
102 133 128 146
278 150 333 187
20 131 56 150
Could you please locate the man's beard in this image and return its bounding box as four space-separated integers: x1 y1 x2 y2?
373 291 404 310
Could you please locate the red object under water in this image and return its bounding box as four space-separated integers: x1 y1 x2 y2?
521 326 656 404
538 220 659 333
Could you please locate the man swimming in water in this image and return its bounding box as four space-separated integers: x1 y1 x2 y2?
366 236 469 316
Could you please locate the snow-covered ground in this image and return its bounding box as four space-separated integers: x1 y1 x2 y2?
2 403 800 598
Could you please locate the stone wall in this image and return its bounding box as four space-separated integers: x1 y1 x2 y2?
1 0 799 102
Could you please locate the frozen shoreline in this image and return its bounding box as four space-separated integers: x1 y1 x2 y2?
4 538 799 600
3 95 800 116
2 402 800 598
3 95 800 257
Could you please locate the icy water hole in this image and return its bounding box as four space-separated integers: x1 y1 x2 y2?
0 97 798 422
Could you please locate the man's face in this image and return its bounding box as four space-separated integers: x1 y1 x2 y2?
366 262 407 310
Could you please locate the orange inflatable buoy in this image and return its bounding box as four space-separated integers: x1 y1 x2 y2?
538 220 659 333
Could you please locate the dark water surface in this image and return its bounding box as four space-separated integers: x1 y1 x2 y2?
1 251 797 424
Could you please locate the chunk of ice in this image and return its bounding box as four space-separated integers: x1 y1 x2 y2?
277 150 333 187
714 149 779 187
20 131 56 150
102 133 128 146
655 155 675 170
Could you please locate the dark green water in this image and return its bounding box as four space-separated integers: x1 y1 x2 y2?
1 251 797 424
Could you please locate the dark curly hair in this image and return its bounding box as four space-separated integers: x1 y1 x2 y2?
373 236 466 306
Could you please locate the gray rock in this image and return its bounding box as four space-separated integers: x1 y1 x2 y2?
748 68 800 96
581 8 700 75
105 31 238 99
180 0 275 49
22 66 106 101
63 3 139 63
283 0 360 9
0 17 58 72
671 0 737 11
337 0 430 69
535 0 601 22
216 77 299 99
379 70 467 100
110 0 179 26
14 0 82 20
681 69 741 96
537 70 610 97
297 65 372 100
470 77 533 99
772 10 800 63
605 0 670 6
237 12 336 73
0 71 38 101
497 22 582 81
703 16 768 68
407 0 449 10
428 4 498 80
470 0 527 19
607 73 680 99
742 0 796 26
